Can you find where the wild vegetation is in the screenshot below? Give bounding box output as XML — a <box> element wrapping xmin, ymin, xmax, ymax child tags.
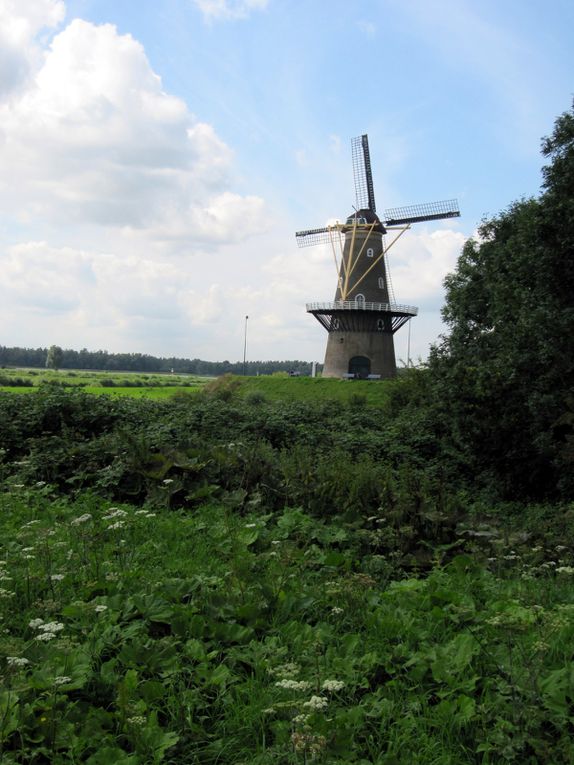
<box><xmin>0</xmin><ymin>104</ymin><xmax>572</xmax><ymax>763</ymax></box>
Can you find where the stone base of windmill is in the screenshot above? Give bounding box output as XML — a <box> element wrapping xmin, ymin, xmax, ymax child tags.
<box><xmin>322</xmin><ymin>331</ymin><xmax>397</xmax><ymax>379</ymax></box>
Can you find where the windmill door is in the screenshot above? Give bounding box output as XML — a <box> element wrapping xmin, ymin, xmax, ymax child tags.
<box><xmin>348</xmin><ymin>356</ymin><xmax>370</xmax><ymax>379</ymax></box>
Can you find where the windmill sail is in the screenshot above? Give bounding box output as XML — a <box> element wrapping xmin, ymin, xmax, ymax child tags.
<box><xmin>351</xmin><ymin>135</ymin><xmax>376</xmax><ymax>212</ymax></box>
<box><xmin>384</xmin><ymin>199</ymin><xmax>459</xmax><ymax>226</ymax></box>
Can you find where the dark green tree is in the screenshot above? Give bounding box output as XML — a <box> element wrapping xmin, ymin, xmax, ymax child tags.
<box><xmin>45</xmin><ymin>344</ymin><xmax>64</xmax><ymax>371</ymax></box>
<box><xmin>429</xmin><ymin>101</ymin><xmax>574</xmax><ymax>500</ymax></box>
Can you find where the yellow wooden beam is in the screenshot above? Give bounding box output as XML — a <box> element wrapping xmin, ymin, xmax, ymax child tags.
<box><xmin>341</xmin><ymin>221</ymin><xmax>358</xmax><ymax>300</ymax></box>
<box><xmin>349</xmin><ymin>225</ymin><xmax>410</xmax><ymax>296</ymax></box>
<box><xmin>345</xmin><ymin>220</ymin><xmax>378</xmax><ymax>286</ymax></box>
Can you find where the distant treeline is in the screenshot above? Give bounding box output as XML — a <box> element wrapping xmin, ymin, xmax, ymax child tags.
<box><xmin>0</xmin><ymin>345</ymin><xmax>320</xmax><ymax>377</ymax></box>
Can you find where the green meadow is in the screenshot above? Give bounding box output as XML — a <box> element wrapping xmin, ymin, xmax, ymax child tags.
<box><xmin>0</xmin><ymin>367</ymin><xmax>394</xmax><ymax>406</ymax></box>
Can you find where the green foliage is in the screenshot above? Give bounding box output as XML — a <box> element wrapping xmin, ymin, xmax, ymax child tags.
<box><xmin>428</xmin><ymin>101</ymin><xmax>574</xmax><ymax>501</ymax></box>
<box><xmin>45</xmin><ymin>345</ymin><xmax>64</xmax><ymax>371</ymax></box>
<box><xmin>1</xmin><ymin>490</ymin><xmax>574</xmax><ymax>763</ymax></box>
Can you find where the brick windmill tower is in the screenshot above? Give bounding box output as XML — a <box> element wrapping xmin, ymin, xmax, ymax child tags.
<box><xmin>296</xmin><ymin>135</ymin><xmax>460</xmax><ymax>378</ymax></box>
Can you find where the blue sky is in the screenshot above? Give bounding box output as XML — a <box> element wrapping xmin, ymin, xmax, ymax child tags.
<box><xmin>0</xmin><ymin>0</ymin><xmax>572</xmax><ymax>363</ymax></box>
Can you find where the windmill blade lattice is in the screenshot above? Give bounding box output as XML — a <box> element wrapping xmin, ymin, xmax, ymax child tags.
<box><xmin>351</xmin><ymin>135</ymin><xmax>376</xmax><ymax>213</ymax></box>
<box><xmin>384</xmin><ymin>199</ymin><xmax>459</xmax><ymax>226</ymax></box>
<box><xmin>295</xmin><ymin>227</ymin><xmax>333</xmax><ymax>248</ymax></box>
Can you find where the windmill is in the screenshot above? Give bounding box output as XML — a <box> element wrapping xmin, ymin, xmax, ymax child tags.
<box><xmin>296</xmin><ymin>134</ymin><xmax>460</xmax><ymax>379</ymax></box>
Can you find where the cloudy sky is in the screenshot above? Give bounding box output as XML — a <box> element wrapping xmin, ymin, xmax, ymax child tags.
<box><xmin>0</xmin><ymin>0</ymin><xmax>572</xmax><ymax>364</ymax></box>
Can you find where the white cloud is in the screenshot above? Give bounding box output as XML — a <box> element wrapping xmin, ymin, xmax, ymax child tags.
<box><xmin>192</xmin><ymin>0</ymin><xmax>268</xmax><ymax>22</ymax></box>
<box><xmin>0</xmin><ymin>0</ymin><xmax>64</xmax><ymax>100</ymax></box>
<box><xmin>386</xmin><ymin>228</ymin><xmax>466</xmax><ymax>307</ymax></box>
<box><xmin>0</xmin><ymin>16</ymin><xmax>264</xmax><ymax>242</ymax></box>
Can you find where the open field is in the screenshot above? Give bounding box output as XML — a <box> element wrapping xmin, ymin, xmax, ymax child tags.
<box><xmin>0</xmin><ymin>368</ymin><xmax>396</xmax><ymax>406</ymax></box>
<box><xmin>0</xmin><ymin>368</ymin><xmax>209</xmax><ymax>400</ymax></box>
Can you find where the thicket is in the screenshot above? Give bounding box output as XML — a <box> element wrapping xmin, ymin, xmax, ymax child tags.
<box><xmin>426</xmin><ymin>102</ymin><xmax>574</xmax><ymax>503</ymax></box>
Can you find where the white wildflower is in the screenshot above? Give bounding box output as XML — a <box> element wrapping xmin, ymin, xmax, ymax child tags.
<box><xmin>144</xmin><ymin>513</ymin><xmax>156</xmax><ymax>518</ymax></box>
<box><xmin>322</xmin><ymin>679</ymin><xmax>345</xmax><ymax>692</ymax></box>
<box><xmin>29</xmin><ymin>618</ymin><xmax>44</xmax><ymax>629</ymax></box>
<box><xmin>39</xmin><ymin>622</ymin><xmax>64</xmax><ymax>633</ymax></box>
<box><xmin>107</xmin><ymin>521</ymin><xmax>125</xmax><ymax>530</ymax></box>
<box><xmin>0</xmin><ymin>588</ymin><xmax>15</xmax><ymax>598</ymax></box>
<box><xmin>330</xmin><ymin>606</ymin><xmax>344</xmax><ymax>615</ymax></box>
<box><xmin>271</xmin><ymin>662</ymin><xmax>299</xmax><ymax>678</ymax></box>
<box><xmin>303</xmin><ymin>695</ymin><xmax>328</xmax><ymax>710</ymax></box>
<box><xmin>71</xmin><ymin>513</ymin><xmax>92</xmax><ymax>526</ymax></box>
<box><xmin>95</xmin><ymin>605</ymin><xmax>108</xmax><ymax>613</ymax></box>
<box><xmin>7</xmin><ymin>657</ymin><xmax>30</xmax><ymax>667</ymax></box>
<box><xmin>36</xmin><ymin>632</ymin><xmax>57</xmax><ymax>641</ymax></box>
<box><xmin>54</xmin><ymin>676</ymin><xmax>72</xmax><ymax>686</ymax></box>
<box><xmin>135</xmin><ymin>510</ymin><xmax>148</xmax><ymax>515</ymax></box>
<box><xmin>275</xmin><ymin>679</ymin><xmax>312</xmax><ymax>691</ymax></box>
<box><xmin>162</xmin><ymin>479</ymin><xmax>174</xmax><ymax>485</ymax></box>
<box><xmin>51</xmin><ymin>574</ymin><xmax>65</xmax><ymax>582</ymax></box>
<box><xmin>292</xmin><ymin>713</ymin><xmax>310</xmax><ymax>725</ymax></box>
<box><xmin>556</xmin><ymin>566</ymin><xmax>574</xmax><ymax>574</ymax></box>
<box><xmin>22</xmin><ymin>547</ymin><xmax>35</xmax><ymax>553</ymax></box>
<box><xmin>245</xmin><ymin>523</ymin><xmax>257</xmax><ymax>529</ymax></box>
<box><xmin>104</xmin><ymin>508</ymin><xmax>128</xmax><ymax>519</ymax></box>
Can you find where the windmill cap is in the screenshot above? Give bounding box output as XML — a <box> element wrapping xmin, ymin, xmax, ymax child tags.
<box><xmin>344</xmin><ymin>208</ymin><xmax>385</xmax><ymax>232</ymax></box>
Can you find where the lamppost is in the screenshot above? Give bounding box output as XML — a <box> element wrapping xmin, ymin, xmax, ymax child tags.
<box><xmin>407</xmin><ymin>318</ymin><xmax>412</xmax><ymax>368</ymax></box>
<box><xmin>243</xmin><ymin>315</ymin><xmax>249</xmax><ymax>376</ymax></box>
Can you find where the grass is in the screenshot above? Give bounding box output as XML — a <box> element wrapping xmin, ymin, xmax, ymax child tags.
<box><xmin>0</xmin><ymin>369</ymin><xmax>396</xmax><ymax>406</ymax></box>
<box><xmin>0</xmin><ymin>368</ymin><xmax>209</xmax><ymax>395</ymax></box>
<box><xmin>235</xmin><ymin>375</ymin><xmax>394</xmax><ymax>406</ymax></box>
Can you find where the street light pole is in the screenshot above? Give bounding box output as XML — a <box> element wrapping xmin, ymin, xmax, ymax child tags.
<box><xmin>243</xmin><ymin>315</ymin><xmax>249</xmax><ymax>376</ymax></box>
<box><xmin>407</xmin><ymin>318</ymin><xmax>412</xmax><ymax>368</ymax></box>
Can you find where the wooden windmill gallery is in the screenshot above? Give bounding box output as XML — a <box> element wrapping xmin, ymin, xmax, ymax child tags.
<box><xmin>296</xmin><ymin>135</ymin><xmax>460</xmax><ymax>379</ymax></box>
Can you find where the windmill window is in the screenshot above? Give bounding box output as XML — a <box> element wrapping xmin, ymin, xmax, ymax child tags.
<box><xmin>332</xmin><ymin>318</ymin><xmax>340</xmax><ymax>330</ymax></box>
<box><xmin>367</xmin><ymin>248</ymin><xmax>374</xmax><ymax>258</ymax></box>
<box><xmin>378</xmin><ymin>276</ymin><xmax>385</xmax><ymax>290</ymax></box>
<box><xmin>377</xmin><ymin>319</ymin><xmax>384</xmax><ymax>331</ymax></box>
<box><xmin>355</xmin><ymin>293</ymin><xmax>365</xmax><ymax>307</ymax></box>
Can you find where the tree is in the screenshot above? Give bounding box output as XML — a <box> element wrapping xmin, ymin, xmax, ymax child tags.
<box><xmin>429</xmin><ymin>101</ymin><xmax>574</xmax><ymax>500</ymax></box>
<box><xmin>46</xmin><ymin>345</ymin><xmax>64</xmax><ymax>371</ymax></box>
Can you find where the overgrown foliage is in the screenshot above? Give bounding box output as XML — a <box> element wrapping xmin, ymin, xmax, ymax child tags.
<box><xmin>428</xmin><ymin>101</ymin><xmax>574</xmax><ymax>501</ymax></box>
